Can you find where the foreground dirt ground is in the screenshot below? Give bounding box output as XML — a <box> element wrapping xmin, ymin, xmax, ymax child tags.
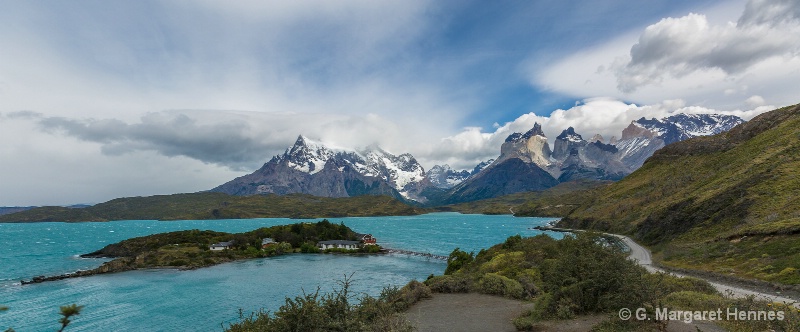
<box><xmin>404</xmin><ymin>293</ymin><xmax>535</xmax><ymax>332</ymax></box>
<box><xmin>405</xmin><ymin>293</ymin><xmax>727</xmax><ymax>332</ymax></box>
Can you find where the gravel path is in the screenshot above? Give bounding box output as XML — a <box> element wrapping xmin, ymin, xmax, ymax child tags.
<box><xmin>404</xmin><ymin>293</ymin><xmax>534</xmax><ymax>332</ymax></box>
<box><xmin>612</xmin><ymin>234</ymin><xmax>800</xmax><ymax>307</ymax></box>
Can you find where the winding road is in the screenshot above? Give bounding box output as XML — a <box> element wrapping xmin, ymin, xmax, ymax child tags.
<box><xmin>536</xmin><ymin>226</ymin><xmax>799</xmax><ymax>308</ymax></box>
<box><xmin>612</xmin><ymin>234</ymin><xmax>799</xmax><ymax>307</ymax></box>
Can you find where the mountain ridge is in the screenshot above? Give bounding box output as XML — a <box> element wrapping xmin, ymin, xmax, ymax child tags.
<box><xmin>210</xmin><ymin>113</ymin><xmax>744</xmax><ymax>205</ymax></box>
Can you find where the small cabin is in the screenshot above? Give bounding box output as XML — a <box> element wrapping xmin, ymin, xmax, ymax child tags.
<box><xmin>355</xmin><ymin>233</ymin><xmax>377</xmax><ymax>245</ymax></box>
<box><xmin>317</xmin><ymin>240</ymin><xmax>361</xmax><ymax>251</ymax></box>
<box><xmin>210</xmin><ymin>241</ymin><xmax>234</xmax><ymax>251</ymax></box>
<box><xmin>261</xmin><ymin>238</ymin><xmax>277</xmax><ymax>249</ymax></box>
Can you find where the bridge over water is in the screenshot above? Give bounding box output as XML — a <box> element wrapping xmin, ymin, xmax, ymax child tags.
<box><xmin>382</xmin><ymin>248</ymin><xmax>448</xmax><ymax>261</ymax></box>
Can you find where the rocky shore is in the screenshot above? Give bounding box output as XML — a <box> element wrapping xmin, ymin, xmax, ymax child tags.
<box><xmin>21</xmin><ymin>258</ymin><xmax>136</xmax><ymax>285</ymax></box>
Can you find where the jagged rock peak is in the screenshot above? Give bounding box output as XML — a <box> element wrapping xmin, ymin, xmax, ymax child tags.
<box><xmin>556</xmin><ymin>127</ymin><xmax>584</xmax><ymax>142</ymax></box>
<box><xmin>591</xmin><ymin>134</ymin><xmax>604</xmax><ymax>143</ymax></box>
<box><xmin>621</xmin><ymin>122</ymin><xmax>657</xmax><ymax>140</ymax></box>
<box><xmin>505</xmin><ymin>123</ymin><xmax>546</xmax><ymax>142</ymax></box>
<box><xmin>472</xmin><ymin>159</ymin><xmax>494</xmax><ymax>175</ymax></box>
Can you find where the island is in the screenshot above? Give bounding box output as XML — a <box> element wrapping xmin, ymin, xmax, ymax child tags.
<box><xmin>22</xmin><ymin>220</ymin><xmax>381</xmax><ymax>284</ymax></box>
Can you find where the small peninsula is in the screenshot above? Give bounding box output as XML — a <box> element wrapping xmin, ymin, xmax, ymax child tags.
<box><xmin>22</xmin><ymin>220</ymin><xmax>380</xmax><ymax>284</ymax></box>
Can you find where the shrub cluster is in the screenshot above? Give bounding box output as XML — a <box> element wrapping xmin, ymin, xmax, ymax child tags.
<box><xmin>225</xmin><ymin>276</ymin><xmax>431</xmax><ymax>332</ymax></box>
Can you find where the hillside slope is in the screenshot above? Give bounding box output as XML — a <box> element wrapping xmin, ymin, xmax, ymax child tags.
<box><xmin>556</xmin><ymin>103</ymin><xmax>800</xmax><ymax>284</ymax></box>
<box><xmin>0</xmin><ymin>193</ymin><xmax>428</xmax><ymax>222</ymax></box>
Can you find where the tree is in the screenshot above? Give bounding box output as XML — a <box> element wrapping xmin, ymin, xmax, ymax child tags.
<box><xmin>444</xmin><ymin>248</ymin><xmax>474</xmax><ymax>275</ymax></box>
<box><xmin>57</xmin><ymin>304</ymin><xmax>84</xmax><ymax>332</ymax></box>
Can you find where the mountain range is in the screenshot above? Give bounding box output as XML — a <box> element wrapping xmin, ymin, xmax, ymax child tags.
<box><xmin>211</xmin><ymin>136</ymin><xmax>431</xmax><ymax>202</ymax></box>
<box><xmin>211</xmin><ymin>113</ymin><xmax>743</xmax><ymax>204</ymax></box>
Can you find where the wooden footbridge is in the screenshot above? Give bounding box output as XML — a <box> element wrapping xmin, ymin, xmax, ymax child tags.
<box><xmin>382</xmin><ymin>248</ymin><xmax>448</xmax><ymax>261</ymax></box>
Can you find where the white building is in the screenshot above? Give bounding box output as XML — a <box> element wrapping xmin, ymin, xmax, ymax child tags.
<box><xmin>317</xmin><ymin>240</ymin><xmax>361</xmax><ymax>250</ymax></box>
<box><xmin>210</xmin><ymin>241</ymin><xmax>234</xmax><ymax>251</ymax></box>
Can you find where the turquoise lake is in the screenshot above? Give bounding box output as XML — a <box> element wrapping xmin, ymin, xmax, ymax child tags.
<box><xmin>0</xmin><ymin>213</ymin><xmax>559</xmax><ymax>331</ymax></box>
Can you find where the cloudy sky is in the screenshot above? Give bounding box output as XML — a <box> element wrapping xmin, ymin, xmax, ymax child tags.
<box><xmin>2</xmin><ymin>0</ymin><xmax>798</xmax><ymax>206</ymax></box>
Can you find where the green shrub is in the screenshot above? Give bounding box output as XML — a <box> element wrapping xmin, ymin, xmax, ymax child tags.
<box><xmin>387</xmin><ymin>280</ymin><xmax>431</xmax><ymax>311</ymax></box>
<box><xmin>299</xmin><ymin>242</ymin><xmax>320</xmax><ymax>253</ymax></box>
<box><xmin>444</xmin><ymin>248</ymin><xmax>474</xmax><ymax>275</ymax></box>
<box><xmin>226</xmin><ymin>276</ymin><xmax>416</xmax><ymax>332</ymax></box>
<box><xmin>661</xmin><ymin>291</ymin><xmax>726</xmax><ymax>310</ymax></box>
<box><xmin>476</xmin><ymin>273</ymin><xmax>524</xmax><ymax>299</ymax></box>
<box><xmin>424</xmin><ymin>275</ymin><xmax>471</xmax><ymax>293</ymax></box>
<box><xmin>169</xmin><ymin>260</ymin><xmax>187</xmax><ymax>266</ymax></box>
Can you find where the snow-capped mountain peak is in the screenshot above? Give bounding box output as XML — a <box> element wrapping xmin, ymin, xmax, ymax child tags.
<box><xmin>282</xmin><ymin>135</ymin><xmax>338</xmax><ymax>175</ymax></box>
<box><xmin>272</xmin><ymin>136</ymin><xmax>430</xmax><ymax>201</ymax></box>
<box><xmin>627</xmin><ymin>114</ymin><xmax>744</xmax><ymax>145</ymax></box>
<box><xmin>556</xmin><ymin>127</ymin><xmax>585</xmax><ymax>143</ymax></box>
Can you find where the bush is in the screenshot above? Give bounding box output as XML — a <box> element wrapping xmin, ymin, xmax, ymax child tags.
<box><xmin>444</xmin><ymin>248</ymin><xmax>474</xmax><ymax>275</ymax></box>
<box><xmin>476</xmin><ymin>273</ymin><xmax>524</xmax><ymax>299</ymax></box>
<box><xmin>299</xmin><ymin>242</ymin><xmax>320</xmax><ymax>253</ymax></box>
<box><xmin>226</xmin><ymin>276</ymin><xmax>416</xmax><ymax>332</ymax></box>
<box><xmin>661</xmin><ymin>291</ymin><xmax>726</xmax><ymax>310</ymax></box>
<box><xmin>424</xmin><ymin>275</ymin><xmax>471</xmax><ymax>293</ymax></box>
<box><xmin>387</xmin><ymin>280</ymin><xmax>432</xmax><ymax>311</ymax></box>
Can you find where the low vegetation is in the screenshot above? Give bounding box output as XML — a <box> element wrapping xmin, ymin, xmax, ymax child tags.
<box><xmin>225</xmin><ymin>274</ymin><xmax>430</xmax><ymax>332</ymax></box>
<box><xmin>0</xmin><ymin>193</ymin><xmax>428</xmax><ymax>222</ymax></box>
<box><xmin>441</xmin><ymin>179</ymin><xmax>609</xmax><ymax>216</ymax></box>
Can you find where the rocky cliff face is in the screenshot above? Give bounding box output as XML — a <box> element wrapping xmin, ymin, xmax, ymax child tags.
<box><xmin>552</xmin><ymin>127</ymin><xmax>586</xmax><ymax>160</ymax></box>
<box><xmin>497</xmin><ymin>123</ymin><xmax>552</xmax><ymax>168</ymax></box>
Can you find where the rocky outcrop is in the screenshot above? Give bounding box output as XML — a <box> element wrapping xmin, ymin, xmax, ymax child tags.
<box><xmin>497</xmin><ymin>123</ymin><xmax>552</xmax><ymax>169</ymax></box>
<box><xmin>22</xmin><ymin>258</ymin><xmax>137</xmax><ymax>285</ymax></box>
<box><xmin>552</xmin><ymin>127</ymin><xmax>587</xmax><ymax>160</ymax></box>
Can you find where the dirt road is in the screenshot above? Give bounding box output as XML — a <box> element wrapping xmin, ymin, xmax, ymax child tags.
<box><xmin>612</xmin><ymin>233</ymin><xmax>798</xmax><ymax>307</ymax></box>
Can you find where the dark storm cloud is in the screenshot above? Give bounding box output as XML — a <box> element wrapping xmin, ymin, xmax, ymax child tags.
<box><xmin>32</xmin><ymin>112</ymin><xmax>282</xmax><ymax>171</ymax></box>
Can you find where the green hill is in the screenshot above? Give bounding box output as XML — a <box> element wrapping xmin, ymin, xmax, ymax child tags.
<box><xmin>551</xmin><ymin>103</ymin><xmax>800</xmax><ymax>284</ymax></box>
<box><xmin>0</xmin><ymin>193</ymin><xmax>429</xmax><ymax>222</ymax></box>
<box><xmin>440</xmin><ymin>179</ymin><xmax>611</xmax><ymax>215</ymax></box>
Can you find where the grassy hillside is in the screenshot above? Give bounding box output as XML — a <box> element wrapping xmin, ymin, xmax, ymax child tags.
<box><xmin>0</xmin><ymin>193</ymin><xmax>429</xmax><ymax>222</ymax></box>
<box><xmin>442</xmin><ymin>179</ymin><xmax>610</xmax><ymax>215</ymax></box>
<box><xmin>556</xmin><ymin>104</ymin><xmax>800</xmax><ymax>284</ymax></box>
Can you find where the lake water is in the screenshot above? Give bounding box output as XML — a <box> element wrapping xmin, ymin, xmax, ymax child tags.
<box><xmin>0</xmin><ymin>213</ymin><xmax>559</xmax><ymax>331</ymax></box>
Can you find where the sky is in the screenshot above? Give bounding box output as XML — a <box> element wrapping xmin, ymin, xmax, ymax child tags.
<box><xmin>1</xmin><ymin>0</ymin><xmax>799</xmax><ymax>206</ymax></box>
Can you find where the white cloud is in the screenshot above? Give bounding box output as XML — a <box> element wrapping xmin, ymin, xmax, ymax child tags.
<box><xmin>427</xmin><ymin>97</ymin><xmax>772</xmax><ymax>170</ymax></box>
<box><xmin>532</xmin><ymin>0</ymin><xmax>800</xmax><ymax>111</ymax></box>
<box><xmin>616</xmin><ymin>8</ymin><xmax>800</xmax><ymax>93</ymax></box>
